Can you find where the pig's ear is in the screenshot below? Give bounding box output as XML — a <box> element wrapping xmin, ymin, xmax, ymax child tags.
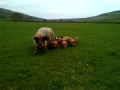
<box><xmin>43</xmin><ymin>36</ymin><xmax>48</xmax><ymax>40</ymax></box>
<box><xmin>34</xmin><ymin>37</ymin><xmax>39</xmax><ymax>44</ymax></box>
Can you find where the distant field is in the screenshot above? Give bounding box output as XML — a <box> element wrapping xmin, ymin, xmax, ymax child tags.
<box><xmin>0</xmin><ymin>22</ymin><xmax>120</xmax><ymax>90</ymax></box>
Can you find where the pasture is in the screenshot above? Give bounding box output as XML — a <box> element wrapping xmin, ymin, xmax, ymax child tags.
<box><xmin>0</xmin><ymin>22</ymin><xmax>120</xmax><ymax>90</ymax></box>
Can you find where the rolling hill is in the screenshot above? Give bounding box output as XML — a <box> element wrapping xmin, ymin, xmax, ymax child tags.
<box><xmin>0</xmin><ymin>7</ymin><xmax>120</xmax><ymax>22</ymax></box>
<box><xmin>0</xmin><ymin>8</ymin><xmax>43</xmax><ymax>21</ymax></box>
<box><xmin>68</xmin><ymin>10</ymin><xmax>120</xmax><ymax>22</ymax></box>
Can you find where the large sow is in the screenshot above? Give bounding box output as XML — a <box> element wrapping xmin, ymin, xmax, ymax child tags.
<box><xmin>34</xmin><ymin>27</ymin><xmax>54</xmax><ymax>53</ymax></box>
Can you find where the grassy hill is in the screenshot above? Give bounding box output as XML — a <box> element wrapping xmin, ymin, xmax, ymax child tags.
<box><xmin>0</xmin><ymin>8</ymin><xmax>120</xmax><ymax>22</ymax></box>
<box><xmin>69</xmin><ymin>10</ymin><xmax>120</xmax><ymax>22</ymax></box>
<box><xmin>0</xmin><ymin>8</ymin><xmax>43</xmax><ymax>21</ymax></box>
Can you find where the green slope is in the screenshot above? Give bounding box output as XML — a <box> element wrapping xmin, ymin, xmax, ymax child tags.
<box><xmin>72</xmin><ymin>10</ymin><xmax>120</xmax><ymax>22</ymax></box>
<box><xmin>0</xmin><ymin>8</ymin><xmax>42</xmax><ymax>21</ymax></box>
<box><xmin>0</xmin><ymin>8</ymin><xmax>120</xmax><ymax>22</ymax></box>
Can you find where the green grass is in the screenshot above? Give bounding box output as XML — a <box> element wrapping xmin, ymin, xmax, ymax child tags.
<box><xmin>0</xmin><ymin>22</ymin><xmax>120</xmax><ymax>90</ymax></box>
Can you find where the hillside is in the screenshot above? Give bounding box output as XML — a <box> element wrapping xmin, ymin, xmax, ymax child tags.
<box><xmin>0</xmin><ymin>8</ymin><xmax>120</xmax><ymax>22</ymax></box>
<box><xmin>69</xmin><ymin>10</ymin><xmax>120</xmax><ymax>22</ymax></box>
<box><xmin>0</xmin><ymin>8</ymin><xmax>43</xmax><ymax>21</ymax></box>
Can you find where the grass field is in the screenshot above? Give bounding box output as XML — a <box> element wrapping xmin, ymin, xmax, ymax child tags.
<box><xmin>0</xmin><ymin>22</ymin><xmax>120</xmax><ymax>90</ymax></box>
